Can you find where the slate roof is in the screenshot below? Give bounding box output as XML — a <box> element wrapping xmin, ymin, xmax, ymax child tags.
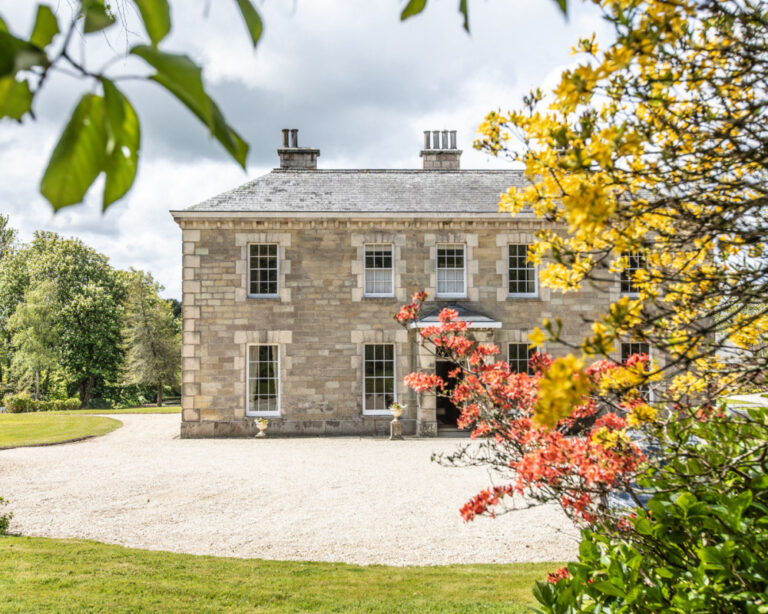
<box><xmin>184</xmin><ymin>169</ymin><xmax>528</xmax><ymax>214</ymax></box>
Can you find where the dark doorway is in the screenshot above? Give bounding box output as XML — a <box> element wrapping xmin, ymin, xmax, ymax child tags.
<box><xmin>435</xmin><ymin>360</ymin><xmax>460</xmax><ymax>426</ymax></box>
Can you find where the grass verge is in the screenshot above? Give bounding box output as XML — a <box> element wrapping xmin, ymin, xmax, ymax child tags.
<box><xmin>0</xmin><ymin>414</ymin><xmax>121</xmax><ymax>448</ymax></box>
<box><xmin>52</xmin><ymin>406</ymin><xmax>181</xmax><ymax>415</ymax></box>
<box><xmin>0</xmin><ymin>536</ymin><xmax>556</xmax><ymax>613</ymax></box>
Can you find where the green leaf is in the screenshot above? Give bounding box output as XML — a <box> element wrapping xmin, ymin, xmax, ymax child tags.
<box><xmin>675</xmin><ymin>491</ymin><xmax>697</xmax><ymax>512</ymax></box>
<box><xmin>0</xmin><ymin>31</ymin><xmax>48</xmax><ymax>76</ymax></box>
<box><xmin>132</xmin><ymin>0</ymin><xmax>170</xmax><ymax>46</ymax></box>
<box><xmin>0</xmin><ymin>76</ymin><xmax>32</xmax><ymax>120</ymax></box>
<box><xmin>635</xmin><ymin>517</ymin><xmax>653</xmax><ymax>535</ymax></box>
<box><xmin>555</xmin><ymin>0</ymin><xmax>568</xmax><ymax>16</ymax></box>
<box><xmin>401</xmin><ymin>0</ymin><xmax>428</xmax><ymax>21</ymax></box>
<box><xmin>400</xmin><ymin>0</ymin><xmax>474</xmax><ymax>31</ymax></box>
<box><xmin>82</xmin><ymin>0</ymin><xmax>115</xmax><ymax>33</ymax></box>
<box><xmin>101</xmin><ymin>79</ymin><xmax>140</xmax><ymax>209</ymax></box>
<box><xmin>30</xmin><ymin>5</ymin><xmax>59</xmax><ymax>48</ymax></box>
<box><xmin>233</xmin><ymin>0</ymin><xmax>263</xmax><ymax>48</ymax></box>
<box><xmin>591</xmin><ymin>580</ymin><xmax>626</xmax><ymax>597</ymax></box>
<box><xmin>656</xmin><ymin>566</ymin><xmax>675</xmax><ymax>579</ymax></box>
<box><xmin>40</xmin><ymin>94</ymin><xmax>108</xmax><ymax>210</ymax></box>
<box><xmin>579</xmin><ymin>537</ymin><xmax>600</xmax><ymax>561</ymax></box>
<box><xmin>0</xmin><ymin>16</ymin><xmax>8</xmax><ymax>32</ymax></box>
<box><xmin>131</xmin><ymin>46</ymin><xmax>211</xmax><ymax>126</ymax></box>
<box><xmin>131</xmin><ymin>45</ymin><xmax>248</xmax><ymax>168</ymax></box>
<box><xmin>459</xmin><ymin>0</ymin><xmax>469</xmax><ymax>31</ymax></box>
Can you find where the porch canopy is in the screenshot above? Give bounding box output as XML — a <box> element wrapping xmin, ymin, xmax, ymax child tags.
<box><xmin>411</xmin><ymin>304</ymin><xmax>502</xmax><ymax>329</ymax></box>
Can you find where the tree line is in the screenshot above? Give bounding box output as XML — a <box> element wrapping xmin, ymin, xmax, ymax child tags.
<box><xmin>0</xmin><ymin>214</ymin><xmax>180</xmax><ymax>408</ymax></box>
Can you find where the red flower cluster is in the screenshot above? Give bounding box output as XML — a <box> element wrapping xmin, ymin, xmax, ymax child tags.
<box><xmin>459</xmin><ymin>485</ymin><xmax>516</xmax><ymax>521</ymax></box>
<box><xmin>393</xmin><ymin>291</ymin><xmax>428</xmax><ymax>324</ymax></box>
<box><xmin>546</xmin><ymin>566</ymin><xmax>571</xmax><ymax>584</ymax></box>
<box><xmin>403</xmin><ymin>372</ymin><xmax>445</xmax><ymax>393</ymax></box>
<box><xmin>394</xmin><ymin>294</ymin><xmax>648</xmax><ymax>526</ymax></box>
<box><xmin>438</xmin><ymin>307</ymin><xmax>459</xmax><ymax>323</ymax></box>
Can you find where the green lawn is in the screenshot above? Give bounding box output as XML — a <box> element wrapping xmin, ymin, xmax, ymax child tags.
<box><xmin>0</xmin><ymin>536</ymin><xmax>555</xmax><ymax>613</ymax></box>
<box><xmin>52</xmin><ymin>405</ymin><xmax>181</xmax><ymax>415</ymax></box>
<box><xmin>0</xmin><ymin>414</ymin><xmax>122</xmax><ymax>448</ymax></box>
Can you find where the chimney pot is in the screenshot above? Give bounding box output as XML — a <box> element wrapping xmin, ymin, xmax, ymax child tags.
<box><xmin>420</xmin><ymin>128</ymin><xmax>462</xmax><ymax>170</ymax></box>
<box><xmin>277</xmin><ymin>128</ymin><xmax>319</xmax><ymax>170</ymax></box>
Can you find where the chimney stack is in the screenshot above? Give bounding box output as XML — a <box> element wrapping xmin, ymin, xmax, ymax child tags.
<box><xmin>420</xmin><ymin>129</ymin><xmax>462</xmax><ymax>170</ymax></box>
<box><xmin>277</xmin><ymin>128</ymin><xmax>320</xmax><ymax>170</ymax></box>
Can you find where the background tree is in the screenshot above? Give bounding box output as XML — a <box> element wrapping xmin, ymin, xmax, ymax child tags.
<box><xmin>0</xmin><ymin>214</ymin><xmax>16</xmax><ymax>262</ymax></box>
<box><xmin>0</xmin><ymin>213</ymin><xmax>18</xmax><ymax>385</ymax></box>
<box><xmin>122</xmin><ymin>270</ymin><xmax>180</xmax><ymax>406</ymax></box>
<box><xmin>7</xmin><ymin>280</ymin><xmax>61</xmax><ymax>399</ymax></box>
<box><xmin>0</xmin><ymin>231</ymin><xmax>125</xmax><ymax>407</ymax></box>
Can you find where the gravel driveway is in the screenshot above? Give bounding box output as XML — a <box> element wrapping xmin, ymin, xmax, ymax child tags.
<box><xmin>0</xmin><ymin>415</ymin><xmax>578</xmax><ymax>565</ymax></box>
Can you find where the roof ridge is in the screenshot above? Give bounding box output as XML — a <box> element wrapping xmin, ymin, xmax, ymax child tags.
<box><xmin>269</xmin><ymin>168</ymin><xmax>525</xmax><ymax>173</ymax></box>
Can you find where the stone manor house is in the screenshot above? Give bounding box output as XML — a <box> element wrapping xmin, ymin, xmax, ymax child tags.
<box><xmin>172</xmin><ymin>129</ymin><xmax>640</xmax><ymax>438</ymax></box>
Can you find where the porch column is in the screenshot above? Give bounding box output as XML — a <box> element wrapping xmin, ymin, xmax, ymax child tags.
<box><xmin>415</xmin><ymin>333</ymin><xmax>438</xmax><ymax>436</ymax></box>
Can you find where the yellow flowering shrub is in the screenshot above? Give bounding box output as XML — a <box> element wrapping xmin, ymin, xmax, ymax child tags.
<box><xmin>475</xmin><ymin>0</ymin><xmax>768</xmax><ymax>417</ymax></box>
<box><xmin>534</xmin><ymin>355</ymin><xmax>591</xmax><ymax>427</ymax></box>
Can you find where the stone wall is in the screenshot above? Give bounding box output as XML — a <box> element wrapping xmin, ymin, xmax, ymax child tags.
<box><xmin>175</xmin><ymin>215</ymin><xmax>619</xmax><ymax>437</ymax></box>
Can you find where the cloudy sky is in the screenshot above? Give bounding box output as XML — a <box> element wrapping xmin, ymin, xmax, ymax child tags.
<box><xmin>0</xmin><ymin>0</ymin><xmax>610</xmax><ymax>299</ymax></box>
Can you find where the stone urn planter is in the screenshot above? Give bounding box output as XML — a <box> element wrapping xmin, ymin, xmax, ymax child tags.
<box><xmin>389</xmin><ymin>403</ymin><xmax>405</xmax><ymax>440</ymax></box>
<box><xmin>255</xmin><ymin>419</ymin><xmax>268</xmax><ymax>438</ymax></box>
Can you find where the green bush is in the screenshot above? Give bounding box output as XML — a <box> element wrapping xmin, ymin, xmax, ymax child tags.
<box><xmin>535</xmin><ymin>406</ymin><xmax>768</xmax><ymax>613</ymax></box>
<box><xmin>5</xmin><ymin>393</ymin><xmax>33</xmax><ymax>413</ymax></box>
<box><xmin>63</xmin><ymin>398</ymin><xmax>81</xmax><ymax>410</ymax></box>
<box><xmin>4</xmin><ymin>394</ymin><xmax>81</xmax><ymax>413</ymax></box>
<box><xmin>0</xmin><ymin>498</ymin><xmax>12</xmax><ymax>535</ymax></box>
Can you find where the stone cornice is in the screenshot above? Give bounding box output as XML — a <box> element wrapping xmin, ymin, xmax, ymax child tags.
<box><xmin>172</xmin><ymin>214</ymin><xmax>559</xmax><ymax>232</ymax></box>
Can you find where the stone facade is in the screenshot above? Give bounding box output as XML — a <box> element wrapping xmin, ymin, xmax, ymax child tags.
<box><xmin>171</xmin><ymin>129</ymin><xmax>623</xmax><ymax>438</ymax></box>
<box><xmin>172</xmin><ymin>214</ymin><xmax>619</xmax><ymax>438</ymax></box>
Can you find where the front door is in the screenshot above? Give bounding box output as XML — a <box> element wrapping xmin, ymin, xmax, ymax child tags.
<box><xmin>435</xmin><ymin>360</ymin><xmax>460</xmax><ymax>426</ymax></box>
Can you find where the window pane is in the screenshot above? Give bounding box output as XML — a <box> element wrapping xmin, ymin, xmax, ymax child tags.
<box><xmin>621</xmin><ymin>251</ymin><xmax>645</xmax><ymax>294</ymax></box>
<box><xmin>509</xmin><ymin>343</ymin><xmax>536</xmax><ymax>374</ymax></box>
<box><xmin>249</xmin><ymin>244</ymin><xmax>278</xmax><ymax>295</ymax></box>
<box><xmin>620</xmin><ymin>342</ymin><xmax>650</xmax><ymax>399</ymax></box>
<box><xmin>248</xmin><ymin>344</ymin><xmax>279</xmax><ymax>413</ymax></box>
<box><xmin>509</xmin><ymin>244</ymin><xmax>536</xmax><ymax>295</ymax></box>
<box><xmin>437</xmin><ymin>245</ymin><xmax>465</xmax><ymax>295</ymax></box>
<box><xmin>364</xmin><ymin>245</ymin><xmax>394</xmax><ymax>296</ymax></box>
<box><xmin>363</xmin><ymin>344</ymin><xmax>396</xmax><ymax>412</ymax></box>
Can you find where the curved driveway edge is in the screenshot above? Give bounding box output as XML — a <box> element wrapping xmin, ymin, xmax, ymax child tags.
<box><xmin>0</xmin><ymin>414</ymin><xmax>578</xmax><ymax>566</ymax></box>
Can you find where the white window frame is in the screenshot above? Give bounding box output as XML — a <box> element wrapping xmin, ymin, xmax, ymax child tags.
<box><xmin>508</xmin><ymin>343</ymin><xmax>536</xmax><ymax>375</ymax></box>
<box><xmin>620</xmin><ymin>342</ymin><xmax>654</xmax><ymax>403</ymax></box>
<box><xmin>246</xmin><ymin>344</ymin><xmax>281</xmax><ymax>416</ymax></box>
<box><xmin>363</xmin><ymin>243</ymin><xmax>395</xmax><ymax>298</ymax></box>
<box><xmin>436</xmin><ymin>243</ymin><xmax>467</xmax><ymax>299</ymax></box>
<box><xmin>620</xmin><ymin>251</ymin><xmax>643</xmax><ymax>297</ymax></box>
<box><xmin>247</xmin><ymin>243</ymin><xmax>279</xmax><ymax>299</ymax></box>
<box><xmin>362</xmin><ymin>343</ymin><xmax>397</xmax><ymax>416</ymax></box>
<box><xmin>507</xmin><ymin>244</ymin><xmax>538</xmax><ymax>298</ymax></box>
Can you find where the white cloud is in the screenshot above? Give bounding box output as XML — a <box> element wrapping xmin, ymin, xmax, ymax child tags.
<box><xmin>0</xmin><ymin>0</ymin><xmax>609</xmax><ymax>298</ymax></box>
